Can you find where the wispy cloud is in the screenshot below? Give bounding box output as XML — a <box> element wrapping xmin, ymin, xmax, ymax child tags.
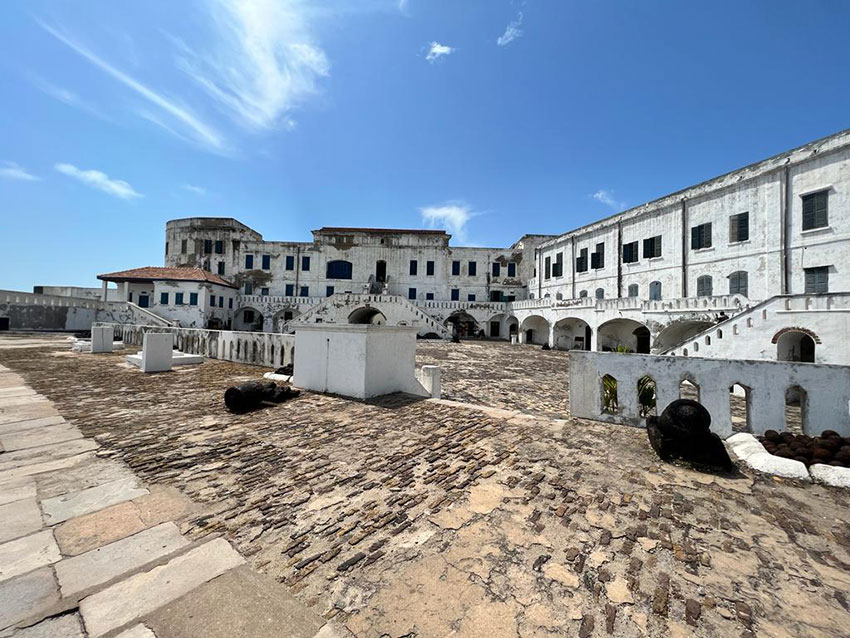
<box><xmin>40</xmin><ymin>22</ymin><xmax>226</xmax><ymax>152</ymax></box>
<box><xmin>183</xmin><ymin>184</ymin><xmax>207</xmax><ymax>195</ymax></box>
<box><xmin>28</xmin><ymin>74</ymin><xmax>110</xmax><ymax>122</ymax></box>
<box><xmin>0</xmin><ymin>162</ymin><xmax>41</xmax><ymax>182</ymax></box>
<box><xmin>174</xmin><ymin>0</ymin><xmax>330</xmax><ymax>133</ymax></box>
<box><xmin>55</xmin><ymin>163</ymin><xmax>142</xmax><ymax>200</ymax></box>
<box><xmin>420</xmin><ymin>201</ymin><xmax>476</xmax><ymax>243</ymax></box>
<box><xmin>425</xmin><ymin>42</ymin><xmax>454</xmax><ymax>63</ymax></box>
<box><xmin>497</xmin><ymin>12</ymin><xmax>524</xmax><ymax>46</ymax></box>
<box><xmin>592</xmin><ymin>189</ymin><xmax>627</xmax><ymax>211</ymax></box>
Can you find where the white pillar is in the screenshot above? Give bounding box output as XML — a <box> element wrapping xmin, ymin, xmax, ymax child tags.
<box><xmin>101</xmin><ymin>280</ymin><xmax>108</xmax><ymax>302</ymax></box>
<box><xmin>123</xmin><ymin>281</ymin><xmax>130</xmax><ymax>302</ymax></box>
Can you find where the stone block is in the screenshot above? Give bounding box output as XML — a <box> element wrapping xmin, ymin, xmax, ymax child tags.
<box><xmin>54</xmin><ymin>502</ymin><xmax>146</xmax><ymax>557</ymax></box>
<box><xmin>0</xmin><ymin>440</ymin><xmax>98</xmax><ymax>474</ymax></box>
<box><xmin>0</xmin><ymin>499</ymin><xmax>43</xmax><ymax>545</ymax></box>
<box><xmin>0</xmin><ymin>452</ymin><xmax>97</xmax><ymax>484</ymax></box>
<box><xmin>0</xmin><ymin>567</ymin><xmax>59</xmax><ymax>632</ymax></box>
<box><xmin>0</xmin><ymin>425</ymin><xmax>83</xmax><ymax>453</ymax></box>
<box><xmin>725</xmin><ymin>433</ymin><xmax>811</xmax><ymax>481</ymax></box>
<box><xmin>79</xmin><ymin>538</ymin><xmax>244</xmax><ymax>637</ymax></box>
<box><xmin>114</xmin><ymin>625</ymin><xmax>156</xmax><ymax>638</ymax></box>
<box><xmin>0</xmin><ymin>417</ymin><xmax>66</xmax><ymax>437</ymax></box>
<box><xmin>90</xmin><ymin>327</ymin><xmax>113</xmax><ymax>354</ymax></box>
<box><xmin>0</xmin><ymin>531</ymin><xmax>61</xmax><ymax>584</ymax></box>
<box><xmin>135</xmin><ymin>334</ymin><xmax>173</xmax><ymax>373</ymax></box>
<box><xmin>0</xmin><ymin>612</ymin><xmax>85</xmax><ymax>637</ymax></box>
<box><xmin>809</xmin><ymin>463</ymin><xmax>850</xmax><ymax>488</ymax></box>
<box><xmin>41</xmin><ymin>479</ymin><xmax>148</xmax><ymax>525</ymax></box>
<box><xmin>55</xmin><ymin>522</ymin><xmax>189</xmax><ymax>596</ymax></box>
<box><xmin>0</xmin><ymin>477</ymin><xmax>36</xmax><ymax>507</ymax></box>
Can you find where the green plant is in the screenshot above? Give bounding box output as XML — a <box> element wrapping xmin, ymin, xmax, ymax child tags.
<box><xmin>638</xmin><ymin>375</ymin><xmax>656</xmax><ymax>417</ymax></box>
<box><xmin>602</xmin><ymin>374</ymin><xmax>618</xmax><ymax>413</ymax></box>
<box><xmin>614</xmin><ymin>344</ymin><xmax>633</xmax><ymax>353</ymax></box>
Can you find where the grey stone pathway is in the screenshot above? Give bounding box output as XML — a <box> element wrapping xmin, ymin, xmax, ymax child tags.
<box><xmin>0</xmin><ymin>361</ymin><xmax>351</xmax><ymax>638</ymax></box>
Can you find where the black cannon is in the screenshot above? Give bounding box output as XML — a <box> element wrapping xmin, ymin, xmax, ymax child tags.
<box><xmin>224</xmin><ymin>381</ymin><xmax>300</xmax><ymax>414</ymax></box>
<box><xmin>647</xmin><ymin>399</ymin><xmax>733</xmax><ymax>471</ymax></box>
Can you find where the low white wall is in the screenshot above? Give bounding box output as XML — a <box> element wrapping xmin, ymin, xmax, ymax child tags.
<box><xmin>293</xmin><ymin>324</ymin><xmax>432</xmax><ymax>399</ymax></box>
<box><xmin>102</xmin><ymin>323</ymin><xmax>294</xmax><ymax>368</ymax></box>
<box><xmin>569</xmin><ymin>351</ymin><xmax>850</xmax><ymax>438</ymax></box>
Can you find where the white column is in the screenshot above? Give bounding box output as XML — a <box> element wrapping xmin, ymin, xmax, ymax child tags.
<box><xmin>123</xmin><ymin>281</ymin><xmax>130</xmax><ymax>302</ymax></box>
<box><xmin>101</xmin><ymin>280</ymin><xmax>108</xmax><ymax>302</ymax></box>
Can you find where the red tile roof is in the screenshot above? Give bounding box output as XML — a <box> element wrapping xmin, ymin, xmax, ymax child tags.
<box><xmin>97</xmin><ymin>267</ymin><xmax>238</xmax><ymax>288</ymax></box>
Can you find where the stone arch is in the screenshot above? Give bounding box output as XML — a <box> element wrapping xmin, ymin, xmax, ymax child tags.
<box><xmin>597</xmin><ymin>318</ymin><xmax>650</xmax><ymax>353</ymax></box>
<box><xmin>445</xmin><ymin>310</ymin><xmax>480</xmax><ymax>338</ymax></box>
<box><xmin>519</xmin><ymin>315</ymin><xmax>550</xmax><ymax>345</ymax></box>
<box><xmin>348</xmin><ymin>306</ymin><xmax>388</xmax><ymax>325</ymax></box>
<box><xmin>785</xmin><ymin>385</ymin><xmax>807</xmax><ymax>432</ymax></box>
<box><xmin>601</xmin><ymin>374</ymin><xmax>619</xmax><ymax>414</ymax></box>
<box><xmin>775</xmin><ymin>329</ymin><xmax>817</xmax><ymax>363</ymax></box>
<box><xmin>235</xmin><ymin>306</ymin><xmax>264</xmax><ymax>332</ymax></box>
<box><xmin>273</xmin><ymin>307</ymin><xmax>300</xmax><ymax>332</ymax></box>
<box><xmin>486</xmin><ymin>313</ymin><xmax>517</xmax><ymax>339</ymax></box>
<box><xmin>679</xmin><ymin>376</ymin><xmax>700</xmax><ymax>402</ymax></box>
<box><xmin>552</xmin><ymin>317</ymin><xmax>591</xmax><ymax>351</ymax></box>
<box><xmin>729</xmin><ymin>382</ymin><xmax>751</xmax><ymax>433</ymax></box>
<box><xmin>638</xmin><ymin>375</ymin><xmax>657</xmax><ymax>417</ymax></box>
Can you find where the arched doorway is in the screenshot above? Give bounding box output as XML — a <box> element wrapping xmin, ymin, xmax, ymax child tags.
<box><xmin>445</xmin><ymin>311</ymin><xmax>480</xmax><ymax>338</ymax></box>
<box><xmin>597</xmin><ymin>319</ymin><xmax>650</xmax><ymax>352</ymax></box>
<box><xmin>552</xmin><ymin>317</ymin><xmax>591</xmax><ymax>350</ymax></box>
<box><xmin>654</xmin><ymin>320</ymin><xmax>714</xmax><ymax>352</ymax></box>
<box><xmin>776</xmin><ymin>330</ymin><xmax>816</xmax><ymax>362</ymax></box>
<box><xmin>273</xmin><ymin>307</ymin><xmax>299</xmax><ymax>332</ymax></box>
<box><xmin>486</xmin><ymin>313</ymin><xmax>517</xmax><ymax>339</ymax></box>
<box><xmin>348</xmin><ymin>306</ymin><xmax>387</xmax><ymax>325</ymax></box>
<box><xmin>519</xmin><ymin>315</ymin><xmax>550</xmax><ymax>345</ymax></box>
<box><xmin>235</xmin><ymin>307</ymin><xmax>264</xmax><ymax>332</ymax></box>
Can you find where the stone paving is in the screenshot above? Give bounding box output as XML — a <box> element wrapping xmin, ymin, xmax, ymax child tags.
<box><xmin>0</xmin><ymin>334</ymin><xmax>849</xmax><ymax>637</ymax></box>
<box><xmin>0</xmin><ymin>335</ymin><xmax>348</xmax><ymax>638</ymax></box>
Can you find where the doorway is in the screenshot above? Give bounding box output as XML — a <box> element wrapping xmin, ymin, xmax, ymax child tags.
<box><xmin>375</xmin><ymin>260</ymin><xmax>387</xmax><ymax>283</ymax></box>
<box><xmin>138</xmin><ymin>294</ymin><xmax>149</xmax><ymax>308</ymax></box>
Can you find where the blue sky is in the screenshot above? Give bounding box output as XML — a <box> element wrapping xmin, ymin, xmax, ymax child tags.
<box><xmin>1</xmin><ymin>0</ymin><xmax>848</xmax><ymax>290</ymax></box>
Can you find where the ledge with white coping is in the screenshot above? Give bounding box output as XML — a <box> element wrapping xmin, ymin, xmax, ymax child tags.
<box><xmin>263</xmin><ymin>372</ymin><xmax>292</xmax><ymax>383</ymax></box>
<box><xmin>725</xmin><ymin>433</ymin><xmax>850</xmax><ymax>487</ymax></box>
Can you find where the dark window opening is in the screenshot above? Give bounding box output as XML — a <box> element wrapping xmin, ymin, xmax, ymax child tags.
<box><xmin>426</xmin><ymin>260</ymin><xmax>435</xmax><ymax>276</ymax></box>
<box><xmin>326</xmin><ymin>260</ymin><xmax>353</xmax><ymax>279</ymax></box>
<box><xmin>691</xmin><ymin>223</ymin><xmax>712</xmax><ymax>250</ymax></box>
<box><xmin>728</xmin><ymin>271</ymin><xmax>748</xmax><ymax>296</ymax></box>
<box><xmin>245</xmin><ymin>254</ymin><xmax>254</xmax><ymax>269</ymax></box>
<box><xmin>492</xmin><ymin>262</ymin><xmax>500</xmax><ymax>277</ymax></box>
<box><xmin>451</xmin><ymin>288</ymin><xmax>459</xmax><ymax>301</ymax></box>
<box><xmin>326</xmin><ymin>286</ymin><xmax>335</xmax><ymax>297</ymax></box>
<box><xmin>623</xmin><ymin>241</ymin><xmax>639</xmax><ymax>263</ymax></box>
<box><xmin>409</xmin><ymin>260</ymin><xmax>418</xmax><ymax>276</ymax></box>
<box><xmin>203</xmin><ymin>239</ymin><xmax>213</xmax><ymax>254</ymax></box>
<box><xmin>643</xmin><ymin>235</ymin><xmax>662</xmax><ymax>259</ymax></box>
<box><xmin>299</xmin><ymin>286</ymin><xmax>309</xmax><ymax>297</ymax></box>
<box><xmin>452</xmin><ymin>261</ymin><xmax>461</xmax><ymax>276</ymax></box>
<box><xmin>285</xmin><ymin>255</ymin><xmax>294</xmax><ymax>271</ymax></box>
<box><xmin>627</xmin><ymin>284</ymin><xmax>639</xmax><ymax>297</ymax></box>
<box><xmin>285</xmin><ymin>284</ymin><xmax>294</xmax><ymax>296</ymax></box>
<box><xmin>409</xmin><ymin>288</ymin><xmax>417</xmax><ymax>300</ymax></box>
<box><xmin>729</xmin><ymin>212</ymin><xmax>749</xmax><ymax>243</ymax></box>
<box><xmin>468</xmin><ymin>261</ymin><xmax>477</xmax><ymax>276</ymax></box>
<box><xmin>802</xmin><ymin>190</ymin><xmax>828</xmax><ymax>230</ymax></box>
<box><xmin>261</xmin><ymin>254</ymin><xmax>271</xmax><ymax>270</ymax></box>
<box><xmin>590</xmin><ymin>243</ymin><xmax>605</xmax><ymax>269</ymax></box>
<box><xmin>544</xmin><ymin>256</ymin><xmax>551</xmax><ymax>279</ymax></box>
<box><xmin>696</xmin><ymin>275</ymin><xmax>713</xmax><ymax>297</ymax></box>
<box><xmin>217</xmin><ymin>262</ymin><xmax>225</xmax><ymax>275</ymax></box>
<box><xmin>804</xmin><ymin>266</ymin><xmax>829</xmax><ymax>294</ymax></box>
<box><xmin>467</xmin><ymin>294</ymin><xmax>476</xmax><ymax>301</ymax></box>
<box><xmin>576</xmin><ymin>248</ymin><xmax>588</xmax><ymax>273</ymax></box>
<box><xmin>189</xmin><ymin>292</ymin><xmax>198</xmax><ymax>306</ymax></box>
<box><xmin>301</xmin><ymin>256</ymin><xmax>311</xmax><ymax>272</ymax></box>
<box><xmin>160</xmin><ymin>292</ymin><xmax>169</xmax><ymax>305</ymax></box>
<box><xmin>507</xmin><ymin>262</ymin><xmax>516</xmax><ymax>277</ymax></box>
<box><xmin>553</xmin><ymin>252</ymin><xmax>564</xmax><ymax>277</ymax></box>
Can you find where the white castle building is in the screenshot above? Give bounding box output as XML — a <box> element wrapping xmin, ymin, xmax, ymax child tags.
<box><xmin>4</xmin><ymin>129</ymin><xmax>849</xmax><ymax>365</ymax></box>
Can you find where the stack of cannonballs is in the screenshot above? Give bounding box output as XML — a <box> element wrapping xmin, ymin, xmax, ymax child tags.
<box><xmin>759</xmin><ymin>430</ymin><xmax>850</xmax><ymax>468</ymax></box>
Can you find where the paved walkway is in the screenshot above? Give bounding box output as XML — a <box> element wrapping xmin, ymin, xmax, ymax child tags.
<box><xmin>0</xmin><ymin>356</ymin><xmax>350</xmax><ymax>637</ymax></box>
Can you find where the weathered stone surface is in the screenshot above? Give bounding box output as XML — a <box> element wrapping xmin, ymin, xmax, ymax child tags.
<box><xmin>0</xmin><ymin>425</ymin><xmax>83</xmax><ymax>453</ymax></box>
<box><xmin>133</xmin><ymin>486</ymin><xmax>195</xmax><ymax>526</ymax></box>
<box><xmin>144</xmin><ymin>564</ymin><xmax>325</xmax><ymax>638</ymax></box>
<box><xmin>0</xmin><ymin>478</ymin><xmax>36</xmax><ymax>507</ymax></box>
<box><xmin>79</xmin><ymin>538</ymin><xmax>244</xmax><ymax>637</ymax></box>
<box><xmin>113</xmin><ymin>625</ymin><xmax>156</xmax><ymax>638</ymax></box>
<box><xmin>0</xmin><ymin>531</ymin><xmax>61</xmax><ymax>584</ymax></box>
<box><xmin>53</xmin><ymin>501</ymin><xmax>146</xmax><ymax>556</ymax></box>
<box><xmin>0</xmin><ymin>612</ymin><xmax>84</xmax><ymax>637</ymax></box>
<box><xmin>55</xmin><ymin>523</ymin><xmax>189</xmax><ymax>596</ymax></box>
<box><xmin>34</xmin><ymin>458</ymin><xmax>138</xmax><ymax>500</ymax></box>
<box><xmin>0</xmin><ymin>499</ymin><xmax>43</xmax><ymax>545</ymax></box>
<box><xmin>0</xmin><ymin>440</ymin><xmax>98</xmax><ymax>473</ymax></box>
<box><xmin>0</xmin><ymin>567</ymin><xmax>59</xmax><ymax>631</ymax></box>
<box><xmin>41</xmin><ymin>478</ymin><xmax>148</xmax><ymax>525</ymax></box>
<box><xmin>809</xmin><ymin>463</ymin><xmax>850</xmax><ymax>488</ymax></box>
<box><xmin>0</xmin><ymin>417</ymin><xmax>65</xmax><ymax>437</ymax></box>
<box><xmin>0</xmin><ymin>453</ymin><xmax>96</xmax><ymax>483</ymax></box>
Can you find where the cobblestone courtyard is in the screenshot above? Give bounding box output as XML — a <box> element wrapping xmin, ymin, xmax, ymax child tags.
<box><xmin>1</xmin><ymin>335</ymin><xmax>849</xmax><ymax>637</ymax></box>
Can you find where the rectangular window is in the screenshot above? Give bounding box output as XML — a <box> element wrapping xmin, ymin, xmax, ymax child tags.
<box><xmin>261</xmin><ymin>287</ymin><xmax>269</xmax><ymax>296</ymax></box>
<box><xmin>553</xmin><ymin>252</ymin><xmax>564</xmax><ymax>277</ymax></box>
<box><xmin>203</xmin><ymin>239</ymin><xmax>212</xmax><ymax>254</ymax></box>
<box><xmin>544</xmin><ymin>256</ymin><xmax>551</xmax><ymax>280</ymax></box>
<box><xmin>301</xmin><ymin>256</ymin><xmax>311</xmax><ymax>271</ymax></box>
<box><xmin>261</xmin><ymin>254</ymin><xmax>271</xmax><ymax>270</ymax></box>
<box><xmin>507</xmin><ymin>262</ymin><xmax>516</xmax><ymax>277</ymax></box>
<box><xmin>643</xmin><ymin>235</ymin><xmax>662</xmax><ymax>259</ymax></box>
<box><xmin>452</xmin><ymin>260</ymin><xmax>460</xmax><ymax>276</ymax></box>
<box><xmin>468</xmin><ymin>261</ymin><xmax>477</xmax><ymax>276</ymax></box>
<box><xmin>691</xmin><ymin>223</ymin><xmax>712</xmax><ymax>250</ymax></box>
<box><xmin>408</xmin><ymin>288</ymin><xmax>417</xmax><ymax>300</ymax></box>
<box><xmin>467</xmin><ymin>294</ymin><xmax>476</xmax><ymax>301</ymax></box>
<box><xmin>576</xmin><ymin>248</ymin><xmax>588</xmax><ymax>273</ymax></box>
<box><xmin>451</xmin><ymin>288</ymin><xmax>459</xmax><ymax>301</ymax></box>
<box><xmin>218</xmin><ymin>296</ymin><xmax>223</xmax><ymax>307</ymax></box>
<box><xmin>285</xmin><ymin>284</ymin><xmax>294</xmax><ymax>296</ymax></box>
<box><xmin>244</xmin><ymin>282</ymin><xmax>253</xmax><ymax>295</ymax></box>
<box><xmin>805</xmin><ymin>266</ymin><xmax>829</xmax><ymax>293</ymax></box>
<box><xmin>802</xmin><ymin>191</ymin><xmax>828</xmax><ymax>230</ymax></box>
<box><xmin>490</xmin><ymin>290</ymin><xmax>503</xmax><ymax>302</ymax></box>
<box><xmin>214</xmin><ymin>240</ymin><xmax>223</xmax><ymax>254</ymax></box>
<box><xmin>426</xmin><ymin>260</ymin><xmax>435</xmax><ymax>276</ymax></box>
<box><xmin>245</xmin><ymin>254</ymin><xmax>254</xmax><ymax>269</ymax></box>
<box><xmin>423</xmin><ymin>292</ymin><xmax>433</xmax><ymax>300</ymax></box>
<box><xmin>285</xmin><ymin>255</ymin><xmax>294</xmax><ymax>271</ymax></box>
<box><xmin>409</xmin><ymin>260</ymin><xmax>418</xmax><ymax>276</ymax></box>
<box><xmin>591</xmin><ymin>243</ymin><xmax>605</xmax><ymax>269</ymax></box>
<box><xmin>729</xmin><ymin>212</ymin><xmax>749</xmax><ymax>243</ymax></box>
<box><xmin>623</xmin><ymin>241</ymin><xmax>639</xmax><ymax>263</ymax></box>
<box><xmin>492</xmin><ymin>262</ymin><xmax>501</xmax><ymax>277</ymax></box>
<box><xmin>210</xmin><ymin>295</ymin><xmax>216</xmax><ymax>307</ymax></box>
<box><xmin>228</xmin><ymin>298</ymin><xmax>233</xmax><ymax>309</ymax></box>
<box><xmin>299</xmin><ymin>286</ymin><xmax>309</xmax><ymax>297</ymax></box>
<box><xmin>729</xmin><ymin>271</ymin><xmax>748</xmax><ymax>296</ymax></box>
<box><xmin>326</xmin><ymin>286</ymin><xmax>335</xmax><ymax>297</ymax></box>
<box><xmin>175</xmin><ymin>293</ymin><xmax>184</xmax><ymax>305</ymax></box>
<box><xmin>189</xmin><ymin>292</ymin><xmax>198</xmax><ymax>306</ymax></box>
<box><xmin>160</xmin><ymin>292</ymin><xmax>169</xmax><ymax>305</ymax></box>
<box><xmin>181</xmin><ymin>239</ymin><xmax>187</xmax><ymax>253</ymax></box>
<box><xmin>217</xmin><ymin>262</ymin><xmax>225</xmax><ymax>275</ymax></box>
<box><xmin>165</xmin><ymin>242</ymin><xmax>169</xmax><ymax>255</ymax></box>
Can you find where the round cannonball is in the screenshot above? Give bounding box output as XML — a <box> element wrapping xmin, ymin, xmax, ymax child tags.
<box><xmin>764</xmin><ymin>430</ymin><xmax>781</xmax><ymax>442</ymax></box>
<box><xmin>821</xmin><ymin>430</ymin><xmax>839</xmax><ymax>438</ymax></box>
